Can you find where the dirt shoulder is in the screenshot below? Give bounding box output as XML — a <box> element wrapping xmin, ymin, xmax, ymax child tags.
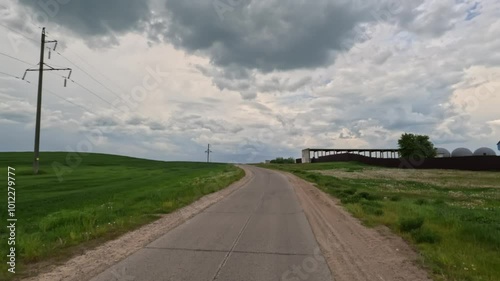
<box><xmin>23</xmin><ymin>166</ymin><xmax>253</xmax><ymax>281</ymax></box>
<box><xmin>283</xmin><ymin>171</ymin><xmax>432</xmax><ymax>281</ymax></box>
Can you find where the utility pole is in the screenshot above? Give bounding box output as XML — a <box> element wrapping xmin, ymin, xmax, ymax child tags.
<box><xmin>205</xmin><ymin>144</ymin><xmax>212</xmax><ymax>163</ymax></box>
<box><xmin>23</xmin><ymin>27</ymin><xmax>72</xmax><ymax>174</ymax></box>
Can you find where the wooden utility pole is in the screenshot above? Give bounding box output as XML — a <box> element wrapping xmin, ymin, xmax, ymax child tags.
<box><xmin>23</xmin><ymin>27</ymin><xmax>71</xmax><ymax>174</ymax></box>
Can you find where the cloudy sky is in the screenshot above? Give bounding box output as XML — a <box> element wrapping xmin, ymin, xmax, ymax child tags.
<box><xmin>1</xmin><ymin>0</ymin><xmax>499</xmax><ymax>163</ymax></box>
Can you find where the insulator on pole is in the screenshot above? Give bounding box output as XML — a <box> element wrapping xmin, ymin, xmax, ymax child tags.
<box><xmin>53</xmin><ymin>42</ymin><xmax>58</xmax><ymax>51</ymax></box>
<box><xmin>64</xmin><ymin>78</ymin><xmax>67</xmax><ymax>87</ymax></box>
<box><xmin>22</xmin><ymin>71</ymin><xmax>27</xmax><ymax>80</ymax></box>
<box><xmin>67</xmin><ymin>70</ymin><xmax>72</xmax><ymax>79</ymax></box>
<box><xmin>47</xmin><ymin>48</ymin><xmax>51</xmax><ymax>59</ymax></box>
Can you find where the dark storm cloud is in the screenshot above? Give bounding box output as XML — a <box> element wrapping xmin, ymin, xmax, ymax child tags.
<box><xmin>19</xmin><ymin>0</ymin><xmax>151</xmax><ymax>36</ymax></box>
<box><xmin>161</xmin><ymin>0</ymin><xmax>378</xmax><ymax>72</ymax></box>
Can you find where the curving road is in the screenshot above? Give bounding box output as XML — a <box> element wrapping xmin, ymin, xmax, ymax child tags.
<box><xmin>90</xmin><ymin>166</ymin><xmax>333</xmax><ymax>281</ymax></box>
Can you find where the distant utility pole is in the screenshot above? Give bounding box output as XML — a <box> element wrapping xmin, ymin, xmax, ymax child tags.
<box><xmin>205</xmin><ymin>144</ymin><xmax>212</xmax><ymax>163</ymax></box>
<box><xmin>23</xmin><ymin>27</ymin><xmax>72</xmax><ymax>174</ymax></box>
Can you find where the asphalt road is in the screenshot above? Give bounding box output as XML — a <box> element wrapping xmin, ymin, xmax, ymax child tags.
<box><xmin>90</xmin><ymin>166</ymin><xmax>332</xmax><ymax>281</ymax></box>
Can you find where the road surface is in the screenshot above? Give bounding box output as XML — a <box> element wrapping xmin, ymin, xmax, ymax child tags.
<box><xmin>90</xmin><ymin>166</ymin><xmax>332</xmax><ymax>281</ymax></box>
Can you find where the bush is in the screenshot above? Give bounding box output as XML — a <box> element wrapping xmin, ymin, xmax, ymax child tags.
<box><xmin>411</xmin><ymin>228</ymin><xmax>441</xmax><ymax>244</ymax></box>
<box><xmin>399</xmin><ymin>217</ymin><xmax>425</xmax><ymax>232</ymax></box>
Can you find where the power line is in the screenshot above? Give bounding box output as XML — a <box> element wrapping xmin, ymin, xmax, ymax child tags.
<box><xmin>0</xmin><ymin>70</ymin><xmax>31</xmax><ymax>83</ymax></box>
<box><xmin>1</xmin><ymin>42</ymin><xmax>134</xmax><ymax>118</ymax></box>
<box><xmin>1</xmin><ymin>22</ymin><xmax>134</xmax><ymax>113</ymax></box>
<box><xmin>66</xmin><ymin>49</ymin><xmax>129</xmax><ymax>94</ymax></box>
<box><xmin>27</xmin><ymin>21</ymin><xmax>130</xmax><ymax>100</ymax></box>
<box><xmin>4</xmin><ymin>20</ymin><xmax>131</xmax><ymax>102</ymax></box>
<box><xmin>0</xmin><ymin>68</ymin><xmax>94</xmax><ymax>115</ymax></box>
<box><xmin>0</xmin><ymin>22</ymin><xmax>38</xmax><ymax>44</ymax></box>
<box><xmin>44</xmin><ymin>88</ymin><xmax>97</xmax><ymax>115</ymax></box>
<box><xmin>1</xmin><ymin>24</ymin><xmax>151</xmax><ymax>131</ymax></box>
<box><xmin>0</xmin><ymin>23</ymin><xmax>133</xmax><ymax>105</ymax></box>
<box><xmin>0</xmin><ymin>68</ymin><xmax>97</xmax><ymax>116</ymax></box>
<box><xmin>41</xmin><ymin>69</ymin><xmax>127</xmax><ymax>114</ymax></box>
<box><xmin>54</xmin><ymin>50</ymin><xmax>130</xmax><ymax>103</ymax></box>
<box><xmin>69</xmin><ymin>79</ymin><xmax>125</xmax><ymax>112</ymax></box>
<box><xmin>0</xmin><ymin>51</ymin><xmax>33</xmax><ymax>66</ymax></box>
<box><xmin>31</xmin><ymin>67</ymin><xmax>121</xmax><ymax>111</ymax></box>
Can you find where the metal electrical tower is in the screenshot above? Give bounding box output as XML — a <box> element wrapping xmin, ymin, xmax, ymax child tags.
<box><xmin>205</xmin><ymin>144</ymin><xmax>212</xmax><ymax>163</ymax></box>
<box><xmin>23</xmin><ymin>27</ymin><xmax>72</xmax><ymax>174</ymax></box>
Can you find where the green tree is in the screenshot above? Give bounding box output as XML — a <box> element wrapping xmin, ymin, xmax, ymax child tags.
<box><xmin>398</xmin><ymin>133</ymin><xmax>437</xmax><ymax>159</ymax></box>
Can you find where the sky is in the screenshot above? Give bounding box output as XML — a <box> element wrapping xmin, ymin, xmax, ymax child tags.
<box><xmin>0</xmin><ymin>0</ymin><xmax>499</xmax><ymax>163</ymax></box>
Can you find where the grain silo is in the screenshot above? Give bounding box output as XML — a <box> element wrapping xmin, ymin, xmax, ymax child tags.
<box><xmin>473</xmin><ymin>147</ymin><xmax>497</xmax><ymax>156</ymax></box>
<box><xmin>451</xmin><ymin>148</ymin><xmax>473</xmax><ymax>157</ymax></box>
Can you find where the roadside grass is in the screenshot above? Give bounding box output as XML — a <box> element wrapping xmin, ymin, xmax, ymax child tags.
<box><xmin>259</xmin><ymin>162</ymin><xmax>500</xmax><ymax>281</ymax></box>
<box><xmin>0</xmin><ymin>152</ymin><xmax>244</xmax><ymax>280</ymax></box>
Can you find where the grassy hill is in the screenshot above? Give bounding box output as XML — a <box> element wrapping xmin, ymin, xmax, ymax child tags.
<box><xmin>0</xmin><ymin>152</ymin><xmax>244</xmax><ymax>280</ymax></box>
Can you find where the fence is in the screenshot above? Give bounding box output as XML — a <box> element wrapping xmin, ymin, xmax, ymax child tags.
<box><xmin>312</xmin><ymin>153</ymin><xmax>500</xmax><ymax>171</ymax></box>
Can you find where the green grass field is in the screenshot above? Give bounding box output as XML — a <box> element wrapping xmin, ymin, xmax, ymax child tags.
<box><xmin>260</xmin><ymin>162</ymin><xmax>500</xmax><ymax>281</ymax></box>
<box><xmin>0</xmin><ymin>152</ymin><xmax>244</xmax><ymax>280</ymax></box>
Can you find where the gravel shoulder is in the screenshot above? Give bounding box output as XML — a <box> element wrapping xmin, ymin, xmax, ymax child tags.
<box><xmin>22</xmin><ymin>166</ymin><xmax>253</xmax><ymax>281</ymax></box>
<box><xmin>283</xmin><ymin>171</ymin><xmax>432</xmax><ymax>281</ymax></box>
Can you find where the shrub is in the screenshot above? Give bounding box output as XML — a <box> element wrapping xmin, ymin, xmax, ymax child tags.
<box><xmin>399</xmin><ymin>217</ymin><xmax>425</xmax><ymax>232</ymax></box>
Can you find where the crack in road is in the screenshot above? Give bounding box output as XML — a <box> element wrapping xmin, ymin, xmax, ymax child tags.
<box><xmin>210</xmin><ymin>173</ymin><xmax>270</xmax><ymax>281</ymax></box>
